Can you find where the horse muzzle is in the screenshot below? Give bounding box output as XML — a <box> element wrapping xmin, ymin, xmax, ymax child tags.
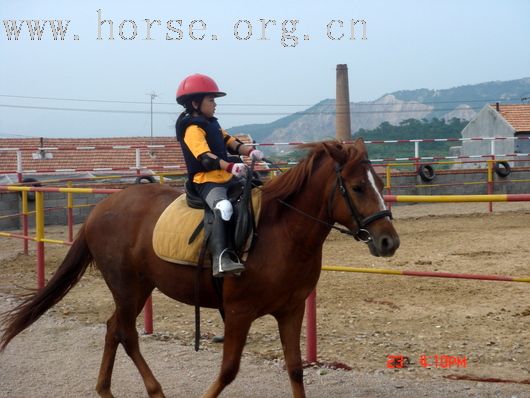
<box><xmin>367</xmin><ymin>232</ymin><xmax>400</xmax><ymax>257</ymax></box>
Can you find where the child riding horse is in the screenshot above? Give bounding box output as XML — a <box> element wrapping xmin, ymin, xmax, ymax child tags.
<box><xmin>175</xmin><ymin>73</ymin><xmax>264</xmax><ymax>277</ymax></box>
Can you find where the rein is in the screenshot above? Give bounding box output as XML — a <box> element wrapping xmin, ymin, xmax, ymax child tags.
<box><xmin>277</xmin><ymin>199</ymin><xmax>356</xmax><ymax>237</ymax></box>
<box><xmin>276</xmin><ymin>160</ymin><xmax>392</xmax><ymax>243</ymax></box>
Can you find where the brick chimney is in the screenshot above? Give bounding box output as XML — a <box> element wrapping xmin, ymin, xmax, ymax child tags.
<box><xmin>336</xmin><ymin>64</ymin><xmax>352</xmax><ymax>141</ymax></box>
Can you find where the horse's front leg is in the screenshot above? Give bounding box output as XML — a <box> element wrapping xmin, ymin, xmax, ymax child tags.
<box><xmin>200</xmin><ymin>310</ymin><xmax>253</xmax><ymax>398</ymax></box>
<box><xmin>274</xmin><ymin>302</ymin><xmax>306</xmax><ymax>398</ymax></box>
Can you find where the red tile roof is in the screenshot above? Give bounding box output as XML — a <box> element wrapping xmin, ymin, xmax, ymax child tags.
<box><xmin>490</xmin><ymin>104</ymin><xmax>530</xmax><ymax>133</ymax></box>
<box><xmin>0</xmin><ymin>135</ymin><xmax>253</xmax><ymax>174</ymax></box>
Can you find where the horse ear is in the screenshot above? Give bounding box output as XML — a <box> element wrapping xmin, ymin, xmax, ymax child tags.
<box><xmin>322</xmin><ymin>141</ymin><xmax>348</xmax><ymax>165</ymax></box>
<box><xmin>352</xmin><ymin>138</ymin><xmax>369</xmax><ymax>160</ymax></box>
<box><xmin>353</xmin><ymin>137</ymin><xmax>367</xmax><ymax>151</ymax></box>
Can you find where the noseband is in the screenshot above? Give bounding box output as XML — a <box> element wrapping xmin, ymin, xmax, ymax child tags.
<box><xmin>329</xmin><ymin>161</ymin><xmax>393</xmax><ymax>242</ymax></box>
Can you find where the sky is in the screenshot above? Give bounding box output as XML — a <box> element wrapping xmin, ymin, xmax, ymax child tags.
<box><xmin>1</xmin><ymin>0</ymin><xmax>529</xmax><ymax>138</ymax></box>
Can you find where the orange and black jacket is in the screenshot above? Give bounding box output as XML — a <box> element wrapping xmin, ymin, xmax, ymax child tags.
<box><xmin>176</xmin><ymin>115</ymin><xmax>237</xmax><ymax>184</ymax></box>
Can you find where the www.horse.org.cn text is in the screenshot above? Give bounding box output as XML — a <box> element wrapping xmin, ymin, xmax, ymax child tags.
<box><xmin>2</xmin><ymin>9</ymin><xmax>368</xmax><ymax>48</ymax></box>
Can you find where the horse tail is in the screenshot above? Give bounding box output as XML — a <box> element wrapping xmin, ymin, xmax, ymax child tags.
<box><xmin>0</xmin><ymin>224</ymin><xmax>93</xmax><ymax>351</ymax></box>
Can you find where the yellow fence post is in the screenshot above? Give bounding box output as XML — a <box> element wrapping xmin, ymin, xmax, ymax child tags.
<box><xmin>21</xmin><ymin>190</ymin><xmax>29</xmax><ymax>255</ymax></box>
<box><xmin>487</xmin><ymin>158</ymin><xmax>494</xmax><ymax>213</ymax></box>
<box><xmin>385</xmin><ymin>165</ymin><xmax>392</xmax><ymax>210</ymax></box>
<box><xmin>35</xmin><ymin>191</ymin><xmax>45</xmax><ymax>289</ymax></box>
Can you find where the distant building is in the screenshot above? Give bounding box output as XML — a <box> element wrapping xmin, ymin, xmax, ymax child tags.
<box><xmin>0</xmin><ymin>135</ymin><xmax>260</xmax><ymax>230</ymax></box>
<box><xmin>0</xmin><ymin>135</ymin><xmax>257</xmax><ymax>184</ymax></box>
<box><xmin>453</xmin><ymin>103</ymin><xmax>530</xmax><ymax>168</ymax></box>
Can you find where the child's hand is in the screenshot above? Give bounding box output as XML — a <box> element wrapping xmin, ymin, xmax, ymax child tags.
<box><xmin>227</xmin><ymin>162</ymin><xmax>248</xmax><ymax>177</ymax></box>
<box><xmin>249</xmin><ymin>149</ymin><xmax>264</xmax><ymax>161</ymax></box>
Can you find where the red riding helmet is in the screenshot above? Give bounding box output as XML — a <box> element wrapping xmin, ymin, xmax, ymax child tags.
<box><xmin>176</xmin><ymin>74</ymin><xmax>226</xmax><ymax>105</ymax></box>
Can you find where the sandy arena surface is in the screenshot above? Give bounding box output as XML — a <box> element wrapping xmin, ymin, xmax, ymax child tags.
<box><xmin>1</xmin><ymin>202</ymin><xmax>530</xmax><ymax>397</ymax></box>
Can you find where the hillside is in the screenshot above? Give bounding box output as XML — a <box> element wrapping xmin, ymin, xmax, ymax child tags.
<box><xmin>355</xmin><ymin>118</ymin><xmax>468</xmax><ymax>161</ymax></box>
<box><xmin>229</xmin><ymin>77</ymin><xmax>530</xmax><ymax>148</ymax></box>
<box><xmin>268</xmin><ymin>118</ymin><xmax>468</xmax><ymax>165</ymax></box>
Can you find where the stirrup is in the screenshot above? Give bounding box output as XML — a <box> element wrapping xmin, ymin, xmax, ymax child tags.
<box><xmin>214</xmin><ymin>249</ymin><xmax>245</xmax><ymax>278</ymax></box>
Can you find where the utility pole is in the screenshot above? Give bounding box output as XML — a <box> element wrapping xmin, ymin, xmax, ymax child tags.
<box><xmin>147</xmin><ymin>92</ymin><xmax>158</xmax><ymax>156</ymax></box>
<box><xmin>147</xmin><ymin>92</ymin><xmax>158</xmax><ymax>143</ymax></box>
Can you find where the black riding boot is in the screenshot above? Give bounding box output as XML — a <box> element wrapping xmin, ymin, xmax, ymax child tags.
<box><xmin>210</xmin><ymin>209</ymin><xmax>245</xmax><ymax>278</ymax></box>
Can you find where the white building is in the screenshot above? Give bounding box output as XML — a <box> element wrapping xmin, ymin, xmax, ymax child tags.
<box><xmin>455</xmin><ymin>103</ymin><xmax>530</xmax><ymax>168</ymax></box>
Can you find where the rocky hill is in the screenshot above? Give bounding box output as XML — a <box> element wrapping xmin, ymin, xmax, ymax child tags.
<box><xmin>229</xmin><ymin>77</ymin><xmax>530</xmax><ymax>147</ymax></box>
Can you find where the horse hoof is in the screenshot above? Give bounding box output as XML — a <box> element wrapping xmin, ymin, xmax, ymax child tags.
<box><xmin>212</xmin><ymin>335</ymin><xmax>224</xmax><ymax>343</ymax></box>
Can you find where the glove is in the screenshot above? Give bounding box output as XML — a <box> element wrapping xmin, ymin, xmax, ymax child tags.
<box><xmin>226</xmin><ymin>162</ymin><xmax>248</xmax><ymax>177</ymax></box>
<box><xmin>249</xmin><ymin>149</ymin><xmax>264</xmax><ymax>161</ymax></box>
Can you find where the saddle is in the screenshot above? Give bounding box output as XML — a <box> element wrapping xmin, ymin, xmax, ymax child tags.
<box><xmin>152</xmin><ymin>180</ymin><xmax>262</xmax><ymax>266</ymax></box>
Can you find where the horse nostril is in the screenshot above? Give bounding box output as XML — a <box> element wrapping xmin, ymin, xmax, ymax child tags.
<box><xmin>378</xmin><ymin>234</ymin><xmax>399</xmax><ymax>256</ymax></box>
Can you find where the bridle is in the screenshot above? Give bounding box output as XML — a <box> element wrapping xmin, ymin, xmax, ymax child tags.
<box><xmin>278</xmin><ymin>160</ymin><xmax>392</xmax><ymax>243</ymax></box>
<box><xmin>329</xmin><ymin>161</ymin><xmax>392</xmax><ymax>242</ymax></box>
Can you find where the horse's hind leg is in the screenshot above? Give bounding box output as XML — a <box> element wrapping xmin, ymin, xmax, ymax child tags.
<box><xmin>96</xmin><ymin>312</ymin><xmax>119</xmax><ymax>398</ymax></box>
<box><xmin>96</xmin><ymin>289</ymin><xmax>164</xmax><ymax>398</ymax></box>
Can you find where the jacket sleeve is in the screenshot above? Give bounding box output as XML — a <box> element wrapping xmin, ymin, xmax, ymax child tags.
<box><xmin>183</xmin><ymin>125</ymin><xmax>211</xmax><ymax>159</ymax></box>
<box><xmin>222</xmin><ymin>129</ymin><xmax>237</xmax><ymax>146</ymax></box>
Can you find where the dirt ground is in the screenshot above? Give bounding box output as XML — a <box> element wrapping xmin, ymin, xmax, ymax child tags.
<box><xmin>1</xmin><ymin>201</ymin><xmax>530</xmax><ymax>397</ymax></box>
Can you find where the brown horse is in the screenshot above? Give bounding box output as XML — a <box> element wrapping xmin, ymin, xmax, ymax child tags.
<box><xmin>0</xmin><ymin>139</ymin><xmax>399</xmax><ymax>398</ymax></box>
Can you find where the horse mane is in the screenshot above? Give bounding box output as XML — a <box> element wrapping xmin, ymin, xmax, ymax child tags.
<box><xmin>260</xmin><ymin>140</ymin><xmax>365</xmax><ymax>212</ymax></box>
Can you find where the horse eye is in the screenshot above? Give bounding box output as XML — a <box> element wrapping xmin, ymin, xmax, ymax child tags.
<box><xmin>352</xmin><ymin>185</ymin><xmax>363</xmax><ymax>194</ymax></box>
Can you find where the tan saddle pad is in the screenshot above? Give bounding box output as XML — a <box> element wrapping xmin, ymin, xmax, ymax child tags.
<box><xmin>152</xmin><ymin>189</ymin><xmax>262</xmax><ymax>265</ymax></box>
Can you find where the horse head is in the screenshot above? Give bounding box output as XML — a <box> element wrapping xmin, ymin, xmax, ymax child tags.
<box><xmin>322</xmin><ymin>139</ymin><xmax>400</xmax><ymax>257</ymax></box>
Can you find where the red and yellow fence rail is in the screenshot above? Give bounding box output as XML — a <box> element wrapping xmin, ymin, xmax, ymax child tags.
<box><xmin>322</xmin><ymin>265</ymin><xmax>530</xmax><ymax>283</ymax></box>
<box><xmin>384</xmin><ymin>193</ymin><xmax>530</xmax><ymax>203</ymax></box>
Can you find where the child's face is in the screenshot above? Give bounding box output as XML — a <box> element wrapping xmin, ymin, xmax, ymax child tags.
<box><xmin>199</xmin><ymin>95</ymin><xmax>216</xmax><ymax>118</ymax></box>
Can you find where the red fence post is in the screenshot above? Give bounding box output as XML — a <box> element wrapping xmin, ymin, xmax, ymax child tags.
<box><xmin>36</xmin><ymin>241</ymin><xmax>45</xmax><ymax>289</ymax></box>
<box><xmin>385</xmin><ymin>165</ymin><xmax>392</xmax><ymax>210</ymax></box>
<box><xmin>305</xmin><ymin>289</ymin><xmax>317</xmax><ymax>363</ymax></box>
<box><xmin>67</xmin><ymin>181</ymin><xmax>74</xmax><ymax>242</ymax></box>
